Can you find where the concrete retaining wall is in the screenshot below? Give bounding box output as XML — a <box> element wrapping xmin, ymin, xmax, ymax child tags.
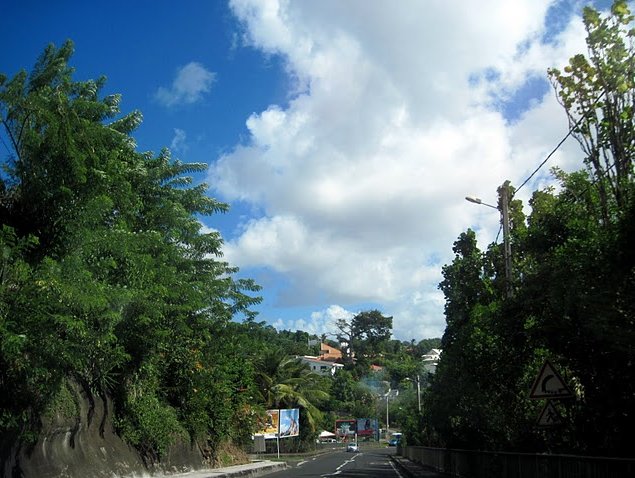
<box><xmin>1</xmin><ymin>382</ymin><xmax>206</xmax><ymax>478</ymax></box>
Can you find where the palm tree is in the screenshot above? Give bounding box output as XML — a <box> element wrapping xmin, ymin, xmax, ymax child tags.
<box><xmin>255</xmin><ymin>348</ymin><xmax>329</xmax><ymax>432</ymax></box>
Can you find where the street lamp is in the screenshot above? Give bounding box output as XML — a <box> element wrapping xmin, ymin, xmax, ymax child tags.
<box><xmin>415</xmin><ymin>375</ymin><xmax>421</xmax><ymax>413</ymax></box>
<box><xmin>404</xmin><ymin>376</ymin><xmax>422</xmax><ymax>413</ymax></box>
<box><xmin>385</xmin><ymin>389</ymin><xmax>390</xmax><ymax>436</ymax></box>
<box><xmin>384</xmin><ymin>389</ymin><xmax>399</xmax><ymax>438</ymax></box>
<box><xmin>465</xmin><ymin>180</ymin><xmax>513</xmax><ymax>297</ymax></box>
<box><xmin>465</xmin><ymin>196</ymin><xmax>497</xmax><ymax>209</ymax></box>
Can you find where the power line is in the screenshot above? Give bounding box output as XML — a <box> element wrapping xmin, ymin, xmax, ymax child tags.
<box><xmin>494</xmin><ymin>224</ymin><xmax>502</xmax><ymax>244</ymax></box>
<box><xmin>513</xmin><ymin>92</ymin><xmax>605</xmax><ymax>198</ymax></box>
<box><xmin>513</xmin><ymin>111</ymin><xmax>586</xmax><ymax>197</ymax></box>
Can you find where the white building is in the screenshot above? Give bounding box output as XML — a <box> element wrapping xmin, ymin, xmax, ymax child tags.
<box><xmin>298</xmin><ymin>356</ymin><xmax>344</xmax><ymax>376</ymax></box>
<box><xmin>422</xmin><ymin>348</ymin><xmax>442</xmax><ymax>374</ymax></box>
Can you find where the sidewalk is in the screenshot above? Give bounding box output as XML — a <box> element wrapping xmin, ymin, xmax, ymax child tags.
<box><xmin>159</xmin><ymin>460</ymin><xmax>286</xmax><ymax>478</ymax></box>
<box><xmin>390</xmin><ymin>454</ymin><xmax>450</xmax><ymax>478</ymax></box>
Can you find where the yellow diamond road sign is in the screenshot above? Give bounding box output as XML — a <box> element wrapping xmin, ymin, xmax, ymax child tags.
<box><xmin>529</xmin><ymin>360</ymin><xmax>573</xmax><ymax>399</ymax></box>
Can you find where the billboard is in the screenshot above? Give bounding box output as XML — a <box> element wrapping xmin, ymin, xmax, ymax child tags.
<box><xmin>356</xmin><ymin>418</ymin><xmax>378</xmax><ymax>437</ymax></box>
<box><xmin>335</xmin><ymin>419</ymin><xmax>356</xmax><ymax>437</ymax></box>
<box><xmin>279</xmin><ymin>408</ymin><xmax>300</xmax><ymax>438</ymax></box>
<box><xmin>258</xmin><ymin>409</ymin><xmax>280</xmax><ymax>439</ymax></box>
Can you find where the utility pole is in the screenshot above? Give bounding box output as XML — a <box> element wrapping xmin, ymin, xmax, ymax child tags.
<box><xmin>466</xmin><ymin>179</ymin><xmax>513</xmax><ymax>297</ymax></box>
<box><xmin>498</xmin><ymin>180</ymin><xmax>513</xmax><ymax>298</ymax></box>
<box><xmin>385</xmin><ymin>391</ymin><xmax>390</xmax><ymax>436</ymax></box>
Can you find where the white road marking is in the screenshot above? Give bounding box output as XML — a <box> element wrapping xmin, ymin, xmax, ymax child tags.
<box><xmin>321</xmin><ymin>454</ymin><xmax>360</xmax><ymax>477</ymax></box>
<box><xmin>390</xmin><ymin>459</ymin><xmax>405</xmax><ymax>478</ymax></box>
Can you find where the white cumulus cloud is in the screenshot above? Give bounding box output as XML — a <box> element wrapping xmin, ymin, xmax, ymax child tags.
<box><xmin>274</xmin><ymin>305</ymin><xmax>355</xmax><ymax>337</ymax></box>
<box><xmin>213</xmin><ymin>0</ymin><xmax>595</xmax><ymax>339</ymax></box>
<box><xmin>156</xmin><ymin>62</ymin><xmax>216</xmax><ymax>107</ymax></box>
<box><xmin>170</xmin><ymin>128</ymin><xmax>188</xmax><ymax>153</ymax></box>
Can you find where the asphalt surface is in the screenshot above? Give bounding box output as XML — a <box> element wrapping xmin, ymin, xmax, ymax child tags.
<box><xmin>264</xmin><ymin>447</ymin><xmax>406</xmax><ymax>478</ymax></box>
<box><xmin>164</xmin><ymin>446</ymin><xmax>447</xmax><ymax>478</ymax></box>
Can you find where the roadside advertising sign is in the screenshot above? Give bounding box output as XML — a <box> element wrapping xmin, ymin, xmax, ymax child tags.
<box><xmin>259</xmin><ymin>409</ymin><xmax>280</xmax><ymax>439</ymax></box>
<box><xmin>335</xmin><ymin>419</ymin><xmax>357</xmax><ymax>437</ymax></box>
<box><xmin>279</xmin><ymin>408</ymin><xmax>300</xmax><ymax>438</ymax></box>
<box><xmin>356</xmin><ymin>418</ymin><xmax>377</xmax><ymax>437</ymax></box>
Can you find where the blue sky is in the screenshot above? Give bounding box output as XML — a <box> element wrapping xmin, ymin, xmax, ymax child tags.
<box><xmin>1</xmin><ymin>0</ymin><xmax>613</xmax><ymax>340</ymax></box>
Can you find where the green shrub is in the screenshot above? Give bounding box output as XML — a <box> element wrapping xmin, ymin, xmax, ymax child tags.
<box><xmin>44</xmin><ymin>380</ymin><xmax>79</xmax><ymax>423</ymax></box>
<box><xmin>115</xmin><ymin>391</ymin><xmax>186</xmax><ymax>460</ymax></box>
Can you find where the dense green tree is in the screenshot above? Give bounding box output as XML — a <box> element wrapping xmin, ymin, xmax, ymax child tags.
<box><xmin>430</xmin><ymin>230</ymin><xmax>502</xmax><ymax>449</ymax></box>
<box><xmin>548</xmin><ymin>0</ymin><xmax>634</xmax><ymax>218</ymax></box>
<box><xmin>329</xmin><ymin>369</ymin><xmax>377</xmax><ymax>419</ymax></box>
<box><xmin>352</xmin><ymin>309</ymin><xmax>392</xmax><ymax>358</ymax></box>
<box><xmin>425</xmin><ymin>0</ymin><xmax>635</xmax><ymax>457</ymax></box>
<box><xmin>437</xmin><ymin>229</ymin><xmax>490</xmax><ymax>347</ymax></box>
<box><xmin>0</xmin><ymin>41</ymin><xmax>261</xmax><ymax>461</ymax></box>
<box><xmin>383</xmin><ymin>352</ymin><xmax>421</xmax><ymax>387</ymax></box>
<box><xmin>275</xmin><ymin>329</ymin><xmax>313</xmax><ymax>356</ymax></box>
<box><xmin>335</xmin><ymin>309</ymin><xmax>392</xmax><ymax>367</ymax></box>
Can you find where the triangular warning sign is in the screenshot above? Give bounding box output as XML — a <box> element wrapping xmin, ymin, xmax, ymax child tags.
<box><xmin>529</xmin><ymin>360</ymin><xmax>573</xmax><ymax>399</ymax></box>
<box><xmin>536</xmin><ymin>400</ymin><xmax>562</xmax><ymax>427</ymax></box>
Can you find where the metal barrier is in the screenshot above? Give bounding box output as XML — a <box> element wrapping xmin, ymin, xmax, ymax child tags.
<box><xmin>402</xmin><ymin>446</ymin><xmax>635</xmax><ymax>478</ymax></box>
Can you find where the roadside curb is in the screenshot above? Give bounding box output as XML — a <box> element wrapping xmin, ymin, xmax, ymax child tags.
<box><xmin>167</xmin><ymin>460</ymin><xmax>287</xmax><ymax>478</ymax></box>
<box><xmin>214</xmin><ymin>460</ymin><xmax>286</xmax><ymax>478</ymax></box>
<box><xmin>390</xmin><ymin>454</ymin><xmax>449</xmax><ymax>478</ymax></box>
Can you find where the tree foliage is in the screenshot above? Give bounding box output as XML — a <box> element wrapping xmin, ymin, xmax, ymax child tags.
<box><xmin>425</xmin><ymin>1</ymin><xmax>635</xmax><ymax>458</ymax></box>
<box><xmin>0</xmin><ymin>41</ymin><xmax>262</xmax><ymax>461</ymax></box>
<box><xmin>335</xmin><ymin>309</ymin><xmax>392</xmax><ymax>368</ymax></box>
<box><xmin>548</xmin><ymin>0</ymin><xmax>634</xmax><ymax>219</ymax></box>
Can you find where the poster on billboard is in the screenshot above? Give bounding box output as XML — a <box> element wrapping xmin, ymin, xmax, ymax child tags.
<box><xmin>356</xmin><ymin>418</ymin><xmax>378</xmax><ymax>437</ymax></box>
<box><xmin>335</xmin><ymin>419</ymin><xmax>356</xmax><ymax>437</ymax></box>
<box><xmin>279</xmin><ymin>408</ymin><xmax>300</xmax><ymax>437</ymax></box>
<box><xmin>257</xmin><ymin>409</ymin><xmax>280</xmax><ymax>439</ymax></box>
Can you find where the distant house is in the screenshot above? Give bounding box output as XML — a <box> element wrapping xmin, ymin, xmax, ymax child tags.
<box><xmin>422</xmin><ymin>348</ymin><xmax>442</xmax><ymax>374</ymax></box>
<box><xmin>370</xmin><ymin>364</ymin><xmax>384</xmax><ymax>373</ymax></box>
<box><xmin>298</xmin><ymin>356</ymin><xmax>344</xmax><ymax>376</ymax></box>
<box><xmin>318</xmin><ymin>342</ymin><xmax>342</xmax><ymax>362</ymax></box>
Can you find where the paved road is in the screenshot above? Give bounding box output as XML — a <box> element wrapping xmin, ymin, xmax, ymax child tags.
<box><xmin>266</xmin><ymin>447</ymin><xmax>404</xmax><ymax>478</ymax></box>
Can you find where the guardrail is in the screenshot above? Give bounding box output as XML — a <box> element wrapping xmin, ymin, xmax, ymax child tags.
<box><xmin>402</xmin><ymin>446</ymin><xmax>635</xmax><ymax>478</ymax></box>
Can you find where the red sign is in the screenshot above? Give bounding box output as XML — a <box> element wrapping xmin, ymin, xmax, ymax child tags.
<box><xmin>335</xmin><ymin>419</ymin><xmax>356</xmax><ymax>437</ymax></box>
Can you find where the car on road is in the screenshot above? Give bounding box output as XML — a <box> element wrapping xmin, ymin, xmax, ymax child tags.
<box><xmin>346</xmin><ymin>443</ymin><xmax>359</xmax><ymax>452</ymax></box>
<box><xmin>388</xmin><ymin>438</ymin><xmax>400</xmax><ymax>446</ymax></box>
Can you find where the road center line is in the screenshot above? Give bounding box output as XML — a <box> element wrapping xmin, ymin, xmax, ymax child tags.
<box><xmin>336</xmin><ymin>456</ymin><xmax>357</xmax><ymax>471</ymax></box>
